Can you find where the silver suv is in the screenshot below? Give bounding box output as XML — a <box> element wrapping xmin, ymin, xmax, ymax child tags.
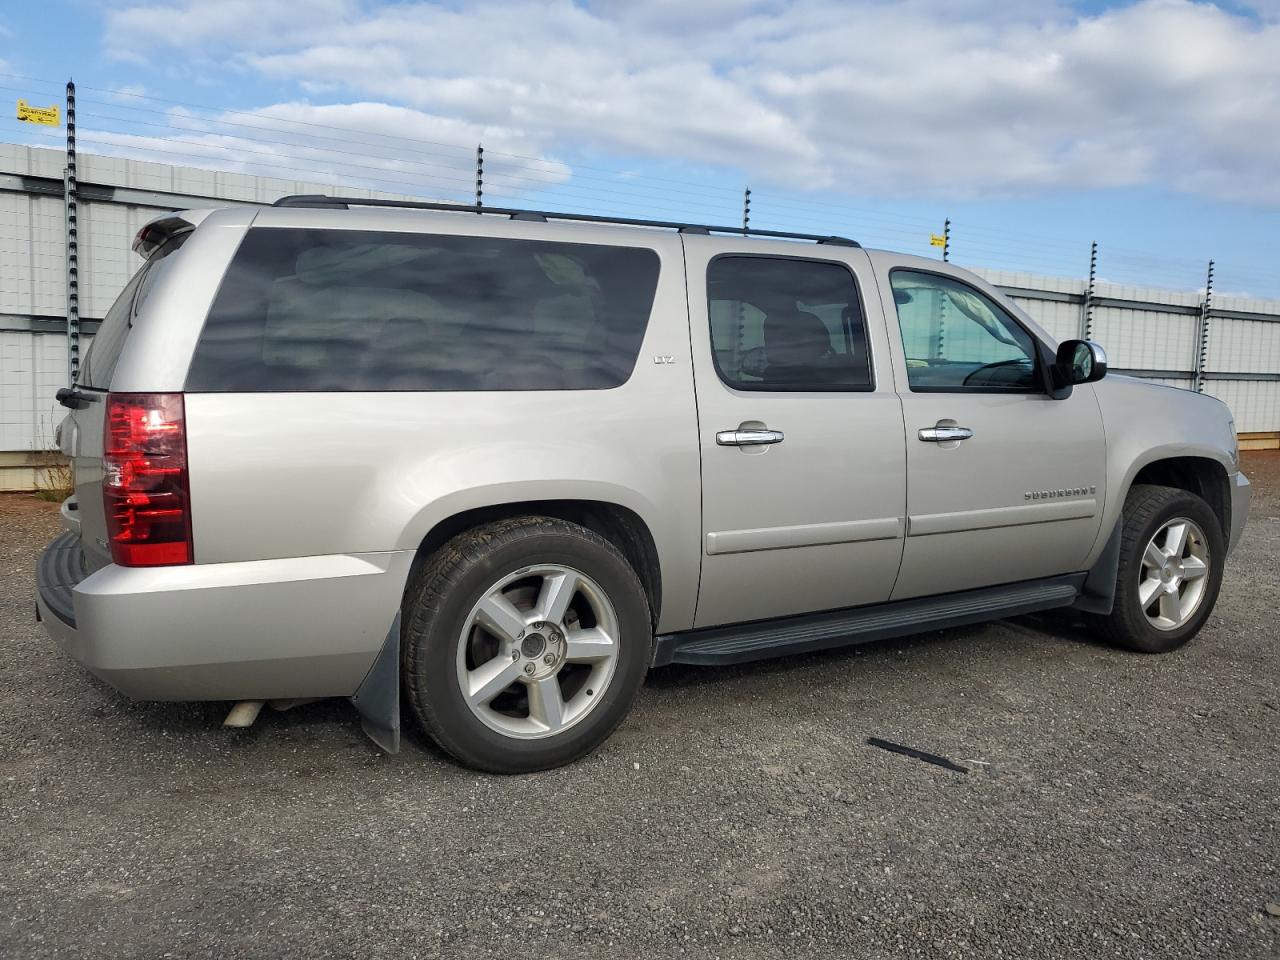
<box><xmin>37</xmin><ymin>197</ymin><xmax>1251</xmax><ymax>772</ymax></box>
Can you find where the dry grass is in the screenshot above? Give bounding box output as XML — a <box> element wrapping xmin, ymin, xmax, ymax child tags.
<box><xmin>31</xmin><ymin>450</ymin><xmax>73</xmax><ymax>503</ymax></box>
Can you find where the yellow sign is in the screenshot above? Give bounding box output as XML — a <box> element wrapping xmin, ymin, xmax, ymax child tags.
<box><xmin>929</xmin><ymin>233</ymin><xmax>946</xmax><ymax>248</ymax></box>
<box><xmin>16</xmin><ymin>99</ymin><xmax>60</xmax><ymax>127</ymax></box>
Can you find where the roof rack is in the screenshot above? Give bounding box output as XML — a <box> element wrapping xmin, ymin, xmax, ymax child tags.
<box><xmin>271</xmin><ymin>195</ymin><xmax>859</xmax><ymax>247</ymax></box>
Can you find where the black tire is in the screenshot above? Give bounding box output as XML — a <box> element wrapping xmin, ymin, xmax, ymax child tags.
<box><xmin>401</xmin><ymin>516</ymin><xmax>652</xmax><ymax>773</ymax></box>
<box><xmin>1092</xmin><ymin>483</ymin><xmax>1225</xmax><ymax>653</ymax></box>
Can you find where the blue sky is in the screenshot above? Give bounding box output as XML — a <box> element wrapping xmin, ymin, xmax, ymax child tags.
<box><xmin>2</xmin><ymin>0</ymin><xmax>1279</xmax><ymax>295</ymax></box>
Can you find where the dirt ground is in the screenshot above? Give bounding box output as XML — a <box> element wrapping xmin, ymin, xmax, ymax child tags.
<box><xmin>1</xmin><ymin>453</ymin><xmax>1277</xmax><ymax>959</ymax></box>
<box><xmin>1243</xmin><ymin>449</ymin><xmax>1280</xmax><ymax>518</ymax></box>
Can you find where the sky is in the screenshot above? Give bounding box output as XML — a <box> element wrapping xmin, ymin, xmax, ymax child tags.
<box><xmin>1</xmin><ymin>0</ymin><xmax>1279</xmax><ymax>295</ymax></box>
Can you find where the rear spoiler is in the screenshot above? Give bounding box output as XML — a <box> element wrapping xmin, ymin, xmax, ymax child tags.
<box><xmin>132</xmin><ymin>209</ymin><xmax>217</xmax><ymax>260</ymax></box>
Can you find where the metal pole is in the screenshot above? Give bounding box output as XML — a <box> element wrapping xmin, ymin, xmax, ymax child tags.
<box><xmin>935</xmin><ymin>217</ymin><xmax>951</xmax><ymax>357</ymax></box>
<box><xmin>1082</xmin><ymin>240</ymin><xmax>1098</xmax><ymax>340</ymax></box>
<box><xmin>475</xmin><ymin>144</ymin><xmax>483</xmax><ymax>211</ymax></box>
<box><xmin>736</xmin><ymin>186</ymin><xmax>751</xmax><ymax>368</ymax></box>
<box><xmin>1195</xmin><ymin>259</ymin><xmax>1214</xmax><ymax>393</ymax></box>
<box><xmin>63</xmin><ymin>79</ymin><xmax>80</xmax><ymax>384</ymax></box>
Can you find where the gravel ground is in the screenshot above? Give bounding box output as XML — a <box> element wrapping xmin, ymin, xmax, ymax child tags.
<box><xmin>2</xmin><ymin>453</ymin><xmax>1279</xmax><ymax>960</ymax></box>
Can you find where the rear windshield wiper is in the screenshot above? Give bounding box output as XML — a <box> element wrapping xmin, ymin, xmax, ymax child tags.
<box><xmin>55</xmin><ymin>387</ymin><xmax>100</xmax><ymax>410</ymax></box>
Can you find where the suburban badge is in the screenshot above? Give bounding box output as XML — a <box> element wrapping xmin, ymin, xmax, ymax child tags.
<box><xmin>1024</xmin><ymin>485</ymin><xmax>1098</xmax><ymax>501</ymax></box>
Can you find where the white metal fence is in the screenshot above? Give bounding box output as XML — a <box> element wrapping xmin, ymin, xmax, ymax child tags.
<box><xmin>2</xmin><ymin>144</ymin><xmax>1278</xmax><ymax>487</ymax></box>
<box><xmin>981</xmin><ymin>268</ymin><xmax>1280</xmax><ymax>432</ymax></box>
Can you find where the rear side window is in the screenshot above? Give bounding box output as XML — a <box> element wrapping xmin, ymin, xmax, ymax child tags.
<box><xmin>707</xmin><ymin>255</ymin><xmax>872</xmax><ymax>391</ymax></box>
<box><xmin>186</xmin><ymin>228</ymin><xmax>662</xmax><ymax>392</ymax></box>
<box><xmin>78</xmin><ymin>268</ymin><xmax>149</xmax><ymax>389</ymax></box>
<box><xmin>78</xmin><ymin>232</ymin><xmax>188</xmax><ymax>390</ymax></box>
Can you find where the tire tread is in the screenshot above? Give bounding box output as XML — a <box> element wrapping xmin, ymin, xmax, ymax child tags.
<box><xmin>1092</xmin><ymin>483</ymin><xmax>1223</xmax><ymax>653</ymax></box>
<box><xmin>401</xmin><ymin>516</ymin><xmax>648</xmax><ymax>772</ymax></box>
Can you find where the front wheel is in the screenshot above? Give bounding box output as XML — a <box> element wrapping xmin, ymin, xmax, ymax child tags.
<box><xmin>402</xmin><ymin>517</ymin><xmax>652</xmax><ymax>773</ymax></box>
<box><xmin>1093</xmin><ymin>484</ymin><xmax>1226</xmax><ymax>653</ymax></box>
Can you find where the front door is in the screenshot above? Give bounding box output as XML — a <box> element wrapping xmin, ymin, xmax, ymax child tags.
<box><xmin>683</xmin><ymin>237</ymin><xmax>907</xmax><ymax>629</ymax></box>
<box><xmin>872</xmin><ymin>260</ymin><xmax>1108</xmax><ymax>600</ymax></box>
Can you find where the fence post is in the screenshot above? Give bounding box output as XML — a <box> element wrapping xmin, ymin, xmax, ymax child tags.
<box><xmin>934</xmin><ymin>218</ymin><xmax>950</xmax><ymax>358</ymax></box>
<box><xmin>736</xmin><ymin>186</ymin><xmax>751</xmax><ymax>366</ymax></box>
<box><xmin>1081</xmin><ymin>240</ymin><xmax>1097</xmax><ymax>340</ymax></box>
<box><xmin>1194</xmin><ymin>259</ymin><xmax>1214</xmax><ymax>393</ymax></box>
<box><xmin>475</xmin><ymin>144</ymin><xmax>483</xmax><ymax>211</ymax></box>
<box><xmin>63</xmin><ymin>79</ymin><xmax>80</xmax><ymax>385</ymax></box>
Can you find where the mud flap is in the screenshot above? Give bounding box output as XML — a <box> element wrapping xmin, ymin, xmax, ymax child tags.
<box><xmin>350</xmin><ymin>613</ymin><xmax>401</xmax><ymax>753</ymax></box>
<box><xmin>1072</xmin><ymin>520</ymin><xmax>1122</xmax><ymax>615</ymax></box>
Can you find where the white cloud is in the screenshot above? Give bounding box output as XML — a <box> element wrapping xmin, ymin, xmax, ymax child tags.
<box><xmin>79</xmin><ymin>101</ymin><xmax>569</xmax><ymax>200</ymax></box>
<box><xmin>102</xmin><ymin>0</ymin><xmax>358</xmax><ymax>63</ymax></box>
<box><xmin>101</xmin><ymin>0</ymin><xmax>1280</xmax><ymax>203</ymax></box>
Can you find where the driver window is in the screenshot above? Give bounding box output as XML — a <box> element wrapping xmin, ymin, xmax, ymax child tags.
<box><xmin>890</xmin><ymin>270</ymin><xmax>1040</xmax><ymax>392</ymax></box>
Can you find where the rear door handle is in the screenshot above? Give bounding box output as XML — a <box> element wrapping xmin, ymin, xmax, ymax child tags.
<box><xmin>918</xmin><ymin>426</ymin><xmax>974</xmax><ymax>442</ymax></box>
<box><xmin>717</xmin><ymin>428</ymin><xmax>785</xmax><ymax>446</ymax></box>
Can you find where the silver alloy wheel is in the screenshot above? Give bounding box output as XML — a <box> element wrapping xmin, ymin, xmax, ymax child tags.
<box><xmin>455</xmin><ymin>564</ymin><xmax>620</xmax><ymax>739</ymax></box>
<box><xmin>1138</xmin><ymin>517</ymin><xmax>1211</xmax><ymax>631</ymax></box>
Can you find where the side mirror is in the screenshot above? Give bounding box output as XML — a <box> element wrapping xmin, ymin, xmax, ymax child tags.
<box><xmin>1055</xmin><ymin>339</ymin><xmax>1107</xmax><ymax>386</ymax></box>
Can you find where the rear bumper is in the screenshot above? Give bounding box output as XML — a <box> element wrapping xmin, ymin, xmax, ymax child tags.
<box><xmin>36</xmin><ymin>534</ymin><xmax>413</xmax><ymax>701</ymax></box>
<box><xmin>1229</xmin><ymin>469</ymin><xmax>1251</xmax><ymax>556</ymax></box>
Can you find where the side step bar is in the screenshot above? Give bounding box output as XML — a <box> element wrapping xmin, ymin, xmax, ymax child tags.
<box><xmin>652</xmin><ymin>574</ymin><xmax>1086</xmax><ymax>667</ymax></box>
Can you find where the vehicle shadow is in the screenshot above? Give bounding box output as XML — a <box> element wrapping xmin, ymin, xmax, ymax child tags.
<box><xmin>78</xmin><ymin>609</ymin><xmax>1110</xmax><ymax>758</ymax></box>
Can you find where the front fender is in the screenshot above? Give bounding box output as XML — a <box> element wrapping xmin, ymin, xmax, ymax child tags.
<box><xmin>1091</xmin><ymin>376</ymin><xmax>1237</xmax><ymax>556</ymax></box>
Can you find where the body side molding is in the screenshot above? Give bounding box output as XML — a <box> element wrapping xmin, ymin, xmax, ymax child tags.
<box><xmin>705</xmin><ymin>516</ymin><xmax>903</xmax><ymax>556</ymax></box>
<box><xmin>908</xmin><ymin>499</ymin><xmax>1098</xmax><ymax>537</ymax></box>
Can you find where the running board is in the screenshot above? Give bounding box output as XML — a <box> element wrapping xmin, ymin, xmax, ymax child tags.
<box><xmin>652</xmin><ymin>574</ymin><xmax>1085</xmax><ymax>667</ymax></box>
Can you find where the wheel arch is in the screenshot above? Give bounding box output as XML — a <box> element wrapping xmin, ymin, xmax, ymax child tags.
<box><xmin>407</xmin><ymin>499</ymin><xmax>664</xmax><ymax>630</ymax></box>
<box><xmin>1128</xmin><ymin>455</ymin><xmax>1232</xmax><ymax>547</ymax></box>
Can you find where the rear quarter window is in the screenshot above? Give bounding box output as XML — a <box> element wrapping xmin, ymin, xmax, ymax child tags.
<box><xmin>78</xmin><ymin>232</ymin><xmax>188</xmax><ymax>390</ymax></box>
<box><xmin>77</xmin><ymin>268</ymin><xmax>148</xmax><ymax>390</ymax></box>
<box><xmin>185</xmin><ymin>228</ymin><xmax>662</xmax><ymax>392</ymax></box>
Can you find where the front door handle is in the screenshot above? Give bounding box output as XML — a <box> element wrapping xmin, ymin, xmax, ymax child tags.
<box><xmin>918</xmin><ymin>425</ymin><xmax>974</xmax><ymax>442</ymax></box>
<box><xmin>717</xmin><ymin>428</ymin><xmax>785</xmax><ymax>447</ymax></box>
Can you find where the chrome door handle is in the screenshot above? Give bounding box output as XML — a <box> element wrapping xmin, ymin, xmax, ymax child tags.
<box><xmin>717</xmin><ymin>428</ymin><xmax>785</xmax><ymax>446</ymax></box>
<box><xmin>918</xmin><ymin>426</ymin><xmax>974</xmax><ymax>442</ymax></box>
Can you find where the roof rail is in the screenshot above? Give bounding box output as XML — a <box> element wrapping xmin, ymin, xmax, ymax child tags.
<box><xmin>271</xmin><ymin>195</ymin><xmax>859</xmax><ymax>247</ymax></box>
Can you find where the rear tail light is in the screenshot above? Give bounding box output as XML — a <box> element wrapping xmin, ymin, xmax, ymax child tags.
<box><xmin>103</xmin><ymin>393</ymin><xmax>193</xmax><ymax>566</ymax></box>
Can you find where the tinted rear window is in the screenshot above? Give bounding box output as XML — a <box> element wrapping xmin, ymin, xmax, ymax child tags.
<box><xmin>78</xmin><ymin>232</ymin><xmax>188</xmax><ymax>390</ymax></box>
<box><xmin>186</xmin><ymin>228</ymin><xmax>662</xmax><ymax>392</ymax></box>
<box><xmin>78</xmin><ymin>268</ymin><xmax>148</xmax><ymax>390</ymax></box>
<box><xmin>708</xmin><ymin>255</ymin><xmax>872</xmax><ymax>391</ymax></box>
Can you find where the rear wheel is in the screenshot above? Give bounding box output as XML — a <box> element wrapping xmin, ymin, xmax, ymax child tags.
<box><xmin>1093</xmin><ymin>484</ymin><xmax>1225</xmax><ymax>653</ymax></box>
<box><xmin>402</xmin><ymin>517</ymin><xmax>651</xmax><ymax>773</ymax></box>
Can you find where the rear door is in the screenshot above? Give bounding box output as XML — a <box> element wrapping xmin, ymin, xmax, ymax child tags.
<box><xmin>684</xmin><ymin>236</ymin><xmax>907</xmax><ymax>629</ymax></box>
<box><xmin>873</xmin><ymin>258</ymin><xmax>1107</xmax><ymax>599</ymax></box>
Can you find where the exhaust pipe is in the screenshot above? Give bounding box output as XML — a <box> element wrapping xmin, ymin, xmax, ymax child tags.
<box><xmin>223</xmin><ymin>699</ymin><xmax>265</xmax><ymax>728</ymax></box>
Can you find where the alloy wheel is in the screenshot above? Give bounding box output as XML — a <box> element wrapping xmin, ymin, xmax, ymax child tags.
<box><xmin>455</xmin><ymin>564</ymin><xmax>620</xmax><ymax>739</ymax></box>
<box><xmin>1138</xmin><ymin>517</ymin><xmax>1211</xmax><ymax>631</ymax></box>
